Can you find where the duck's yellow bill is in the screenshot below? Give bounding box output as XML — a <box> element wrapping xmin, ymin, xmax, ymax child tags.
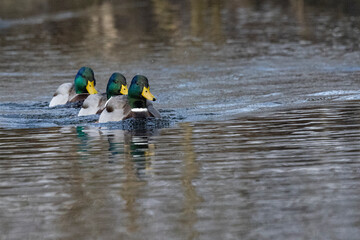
<box><xmin>142</xmin><ymin>86</ymin><xmax>156</xmax><ymax>101</ymax></box>
<box><xmin>86</xmin><ymin>81</ymin><xmax>98</xmax><ymax>94</ymax></box>
<box><xmin>121</xmin><ymin>85</ymin><xmax>128</xmax><ymax>95</ymax></box>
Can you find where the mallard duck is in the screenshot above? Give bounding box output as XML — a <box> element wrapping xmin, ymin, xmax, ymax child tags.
<box><xmin>98</xmin><ymin>75</ymin><xmax>160</xmax><ymax>123</ymax></box>
<box><xmin>78</xmin><ymin>72</ymin><xmax>128</xmax><ymax>116</ymax></box>
<box><xmin>49</xmin><ymin>67</ymin><xmax>98</xmax><ymax>107</ymax></box>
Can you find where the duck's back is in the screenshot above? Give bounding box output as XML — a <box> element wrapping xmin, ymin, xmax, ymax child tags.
<box><xmin>98</xmin><ymin>95</ymin><xmax>127</xmax><ymax>123</ymax></box>
<box><xmin>49</xmin><ymin>83</ymin><xmax>74</xmax><ymax>107</ymax></box>
<box><xmin>146</xmin><ymin>100</ymin><xmax>161</xmax><ymax>118</ymax></box>
<box><xmin>78</xmin><ymin>93</ymin><xmax>107</xmax><ymax>116</ymax></box>
<box><xmin>68</xmin><ymin>93</ymin><xmax>89</xmax><ymax>104</ymax></box>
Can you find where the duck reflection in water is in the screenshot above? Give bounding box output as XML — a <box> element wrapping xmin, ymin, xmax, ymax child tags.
<box><xmin>75</xmin><ymin>126</ymin><xmax>156</xmax><ymax>177</ymax></box>
<box><xmin>103</xmin><ymin>128</ymin><xmax>157</xmax><ymax>232</ymax></box>
<box><xmin>68</xmin><ymin>123</ymin><xmax>202</xmax><ymax>237</ymax></box>
<box><xmin>73</xmin><ymin>126</ymin><xmax>157</xmax><ymax>232</ymax></box>
<box><xmin>104</xmin><ymin>128</ymin><xmax>156</xmax><ymax>177</ymax></box>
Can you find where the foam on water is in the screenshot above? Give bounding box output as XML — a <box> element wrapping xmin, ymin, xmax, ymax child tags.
<box><xmin>0</xmin><ymin>101</ymin><xmax>175</xmax><ymax>130</ymax></box>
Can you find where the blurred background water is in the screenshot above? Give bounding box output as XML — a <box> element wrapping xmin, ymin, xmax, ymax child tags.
<box><xmin>0</xmin><ymin>0</ymin><xmax>360</xmax><ymax>239</ymax></box>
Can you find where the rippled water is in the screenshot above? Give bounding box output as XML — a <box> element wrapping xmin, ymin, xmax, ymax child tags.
<box><xmin>1</xmin><ymin>0</ymin><xmax>360</xmax><ymax>239</ymax></box>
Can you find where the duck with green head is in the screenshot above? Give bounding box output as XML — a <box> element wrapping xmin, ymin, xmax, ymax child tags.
<box><xmin>49</xmin><ymin>66</ymin><xmax>98</xmax><ymax>107</ymax></box>
<box><xmin>98</xmin><ymin>75</ymin><xmax>160</xmax><ymax>123</ymax></box>
<box><xmin>78</xmin><ymin>72</ymin><xmax>128</xmax><ymax>116</ymax></box>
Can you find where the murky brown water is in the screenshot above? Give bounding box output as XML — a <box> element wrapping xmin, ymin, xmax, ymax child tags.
<box><xmin>1</xmin><ymin>0</ymin><xmax>360</xmax><ymax>239</ymax></box>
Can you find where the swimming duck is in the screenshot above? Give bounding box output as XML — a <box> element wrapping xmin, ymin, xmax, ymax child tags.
<box><xmin>49</xmin><ymin>67</ymin><xmax>98</xmax><ymax>107</ymax></box>
<box><xmin>98</xmin><ymin>75</ymin><xmax>160</xmax><ymax>123</ymax></box>
<box><xmin>78</xmin><ymin>72</ymin><xmax>128</xmax><ymax>116</ymax></box>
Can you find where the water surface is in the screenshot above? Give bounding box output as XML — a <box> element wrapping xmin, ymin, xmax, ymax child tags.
<box><xmin>1</xmin><ymin>0</ymin><xmax>360</xmax><ymax>239</ymax></box>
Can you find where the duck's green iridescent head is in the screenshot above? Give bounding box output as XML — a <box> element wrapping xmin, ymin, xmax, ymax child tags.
<box><xmin>106</xmin><ymin>72</ymin><xmax>128</xmax><ymax>99</ymax></box>
<box><xmin>128</xmin><ymin>75</ymin><xmax>156</xmax><ymax>108</ymax></box>
<box><xmin>74</xmin><ymin>67</ymin><xmax>98</xmax><ymax>94</ymax></box>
